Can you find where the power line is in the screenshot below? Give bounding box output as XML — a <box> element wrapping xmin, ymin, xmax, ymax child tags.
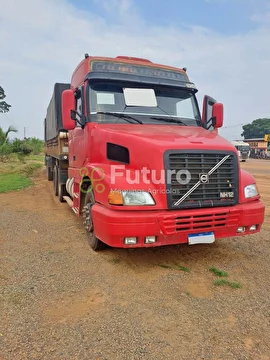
<box><xmin>222</xmin><ymin>123</ymin><xmax>245</xmax><ymax>130</ymax></box>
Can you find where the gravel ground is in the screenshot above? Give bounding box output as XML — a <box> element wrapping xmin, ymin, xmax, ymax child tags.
<box><xmin>0</xmin><ymin>159</ymin><xmax>270</xmax><ymax>360</ymax></box>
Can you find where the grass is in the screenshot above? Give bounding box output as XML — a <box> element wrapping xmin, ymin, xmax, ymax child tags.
<box><xmin>0</xmin><ymin>173</ymin><xmax>33</xmax><ymax>193</ymax></box>
<box><xmin>209</xmin><ymin>266</ymin><xmax>228</xmax><ymax>277</ymax></box>
<box><xmin>20</xmin><ymin>163</ymin><xmax>43</xmax><ymax>177</ymax></box>
<box><xmin>209</xmin><ymin>266</ymin><xmax>242</xmax><ymax>289</ymax></box>
<box><xmin>27</xmin><ymin>154</ymin><xmax>44</xmax><ymax>162</ymax></box>
<box><xmin>213</xmin><ymin>279</ymin><xmax>229</xmax><ymax>286</ymax></box>
<box><xmin>158</xmin><ymin>264</ymin><xmax>172</xmax><ymax>269</ymax></box>
<box><xmin>228</xmin><ymin>281</ymin><xmax>242</xmax><ymax>289</ymax></box>
<box><xmin>158</xmin><ymin>264</ymin><xmax>190</xmax><ymax>272</ymax></box>
<box><xmin>214</xmin><ymin>279</ymin><xmax>242</xmax><ymax>289</ymax></box>
<box><xmin>175</xmin><ymin>265</ymin><xmax>190</xmax><ymax>273</ymax></box>
<box><xmin>0</xmin><ymin>154</ymin><xmax>44</xmax><ymax>193</ymax></box>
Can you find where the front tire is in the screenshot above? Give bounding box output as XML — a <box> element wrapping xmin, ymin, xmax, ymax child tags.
<box><xmin>82</xmin><ymin>190</ymin><xmax>106</xmax><ymax>251</ymax></box>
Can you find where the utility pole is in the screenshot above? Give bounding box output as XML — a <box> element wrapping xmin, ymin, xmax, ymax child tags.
<box><xmin>24</xmin><ymin>127</ymin><xmax>26</xmax><ymax>139</ymax></box>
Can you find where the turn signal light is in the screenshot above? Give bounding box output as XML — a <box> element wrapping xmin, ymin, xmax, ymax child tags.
<box><xmin>108</xmin><ymin>190</ymin><xmax>123</xmax><ymax>205</ymax></box>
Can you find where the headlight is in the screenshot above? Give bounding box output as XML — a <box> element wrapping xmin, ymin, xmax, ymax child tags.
<box><xmin>244</xmin><ymin>184</ymin><xmax>259</xmax><ymax>199</ymax></box>
<box><xmin>122</xmin><ymin>191</ymin><xmax>155</xmax><ymax>205</ymax></box>
<box><xmin>108</xmin><ymin>190</ymin><xmax>155</xmax><ymax>205</ymax></box>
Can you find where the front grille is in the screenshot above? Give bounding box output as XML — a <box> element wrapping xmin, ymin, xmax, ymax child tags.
<box><xmin>164</xmin><ymin>150</ymin><xmax>239</xmax><ymax>209</ymax></box>
<box><xmin>159</xmin><ymin>210</ymin><xmax>241</xmax><ymax>235</ymax></box>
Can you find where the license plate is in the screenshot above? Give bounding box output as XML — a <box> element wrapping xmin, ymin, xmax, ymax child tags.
<box><xmin>188</xmin><ymin>231</ymin><xmax>215</xmax><ymax>245</ymax></box>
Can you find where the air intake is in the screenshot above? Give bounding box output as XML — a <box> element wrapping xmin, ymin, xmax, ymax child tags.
<box><xmin>107</xmin><ymin>143</ymin><xmax>130</xmax><ymax>164</ymax></box>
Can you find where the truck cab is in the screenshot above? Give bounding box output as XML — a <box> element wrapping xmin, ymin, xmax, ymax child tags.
<box><xmin>46</xmin><ymin>54</ymin><xmax>264</xmax><ymax>250</ymax></box>
<box><xmin>231</xmin><ymin>141</ymin><xmax>250</xmax><ymax>162</ymax></box>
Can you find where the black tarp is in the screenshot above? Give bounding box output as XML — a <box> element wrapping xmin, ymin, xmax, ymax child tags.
<box><xmin>44</xmin><ymin>83</ymin><xmax>70</xmax><ymax>141</ymax></box>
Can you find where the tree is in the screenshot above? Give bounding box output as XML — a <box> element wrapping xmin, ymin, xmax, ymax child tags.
<box><xmin>11</xmin><ymin>138</ymin><xmax>33</xmax><ymax>156</ymax></box>
<box><xmin>0</xmin><ymin>125</ymin><xmax>18</xmax><ymax>162</ymax></box>
<box><xmin>0</xmin><ymin>86</ymin><xmax>11</xmax><ymax>113</ymax></box>
<box><xmin>25</xmin><ymin>137</ymin><xmax>44</xmax><ymax>154</ymax></box>
<box><xmin>241</xmin><ymin>118</ymin><xmax>270</xmax><ymax>139</ymax></box>
<box><xmin>0</xmin><ymin>125</ymin><xmax>18</xmax><ymax>146</ymax></box>
<box><xmin>12</xmin><ymin>137</ymin><xmax>44</xmax><ymax>155</ymax></box>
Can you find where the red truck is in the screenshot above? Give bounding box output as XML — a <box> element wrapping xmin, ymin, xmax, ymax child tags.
<box><xmin>44</xmin><ymin>54</ymin><xmax>265</xmax><ymax>251</ymax></box>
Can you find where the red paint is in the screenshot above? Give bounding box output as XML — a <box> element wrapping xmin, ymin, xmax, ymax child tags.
<box><xmin>92</xmin><ymin>201</ymin><xmax>264</xmax><ymax>248</ymax></box>
<box><xmin>59</xmin><ymin>55</ymin><xmax>264</xmax><ymax>248</ymax></box>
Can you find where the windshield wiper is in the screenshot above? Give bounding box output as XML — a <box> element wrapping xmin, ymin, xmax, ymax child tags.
<box><xmin>150</xmin><ymin>116</ymin><xmax>187</xmax><ymax>126</ymax></box>
<box><xmin>96</xmin><ymin>112</ymin><xmax>143</xmax><ymax>124</ymax></box>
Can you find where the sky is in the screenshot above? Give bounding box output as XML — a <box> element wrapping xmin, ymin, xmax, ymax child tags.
<box><xmin>0</xmin><ymin>0</ymin><xmax>270</xmax><ymax>141</ymax></box>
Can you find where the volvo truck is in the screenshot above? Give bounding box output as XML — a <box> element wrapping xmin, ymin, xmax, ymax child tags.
<box><xmin>44</xmin><ymin>54</ymin><xmax>265</xmax><ymax>251</ymax></box>
<box><xmin>231</xmin><ymin>140</ymin><xmax>250</xmax><ymax>162</ymax></box>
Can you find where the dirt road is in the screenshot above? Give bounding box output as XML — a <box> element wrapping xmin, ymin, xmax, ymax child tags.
<box><xmin>0</xmin><ymin>159</ymin><xmax>270</xmax><ymax>360</ymax></box>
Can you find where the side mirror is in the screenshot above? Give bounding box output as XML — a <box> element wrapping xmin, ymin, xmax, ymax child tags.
<box><xmin>62</xmin><ymin>90</ymin><xmax>76</xmax><ymax>130</ymax></box>
<box><xmin>202</xmin><ymin>95</ymin><xmax>223</xmax><ymax>130</ymax></box>
<box><xmin>212</xmin><ymin>103</ymin><xmax>223</xmax><ymax>128</ymax></box>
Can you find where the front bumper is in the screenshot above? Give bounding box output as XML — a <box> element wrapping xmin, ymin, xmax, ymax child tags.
<box><xmin>92</xmin><ymin>200</ymin><xmax>265</xmax><ymax>248</ymax></box>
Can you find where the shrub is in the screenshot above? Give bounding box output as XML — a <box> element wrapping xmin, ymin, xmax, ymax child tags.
<box><xmin>0</xmin><ymin>142</ymin><xmax>13</xmax><ymax>162</ymax></box>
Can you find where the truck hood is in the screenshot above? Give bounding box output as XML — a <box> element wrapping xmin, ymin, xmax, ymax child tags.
<box><xmin>89</xmin><ymin>124</ymin><xmax>240</xmax><ymax>202</ymax></box>
<box><xmin>95</xmin><ymin>124</ymin><xmax>233</xmax><ymax>151</ymax></box>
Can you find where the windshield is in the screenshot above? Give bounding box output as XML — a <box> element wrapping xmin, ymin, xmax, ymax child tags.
<box><xmin>88</xmin><ymin>81</ymin><xmax>201</xmax><ymax>126</ymax></box>
<box><xmin>238</xmin><ymin>146</ymin><xmax>250</xmax><ymax>152</ymax></box>
<box><xmin>235</xmin><ymin>145</ymin><xmax>250</xmax><ymax>152</ymax></box>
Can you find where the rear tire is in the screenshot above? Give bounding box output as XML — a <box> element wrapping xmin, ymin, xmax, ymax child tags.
<box><xmin>58</xmin><ymin>183</ymin><xmax>66</xmax><ymax>202</ymax></box>
<box><xmin>53</xmin><ymin>166</ymin><xmax>58</xmax><ymax>196</ymax></box>
<box><xmin>47</xmin><ymin>164</ymin><xmax>53</xmax><ymax>181</ymax></box>
<box><xmin>58</xmin><ymin>169</ymin><xmax>67</xmax><ymax>203</ymax></box>
<box><xmin>82</xmin><ymin>190</ymin><xmax>106</xmax><ymax>251</ymax></box>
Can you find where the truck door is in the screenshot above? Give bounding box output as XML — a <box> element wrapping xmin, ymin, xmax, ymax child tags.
<box><xmin>69</xmin><ymin>85</ymin><xmax>86</xmax><ymax>170</ymax></box>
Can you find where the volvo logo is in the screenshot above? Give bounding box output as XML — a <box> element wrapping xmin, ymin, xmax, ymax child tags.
<box><xmin>173</xmin><ymin>154</ymin><xmax>231</xmax><ymax>206</ymax></box>
<box><xmin>199</xmin><ymin>173</ymin><xmax>209</xmax><ymax>184</ymax></box>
